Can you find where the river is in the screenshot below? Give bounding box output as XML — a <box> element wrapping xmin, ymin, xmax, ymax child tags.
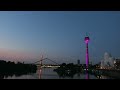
<box><xmin>2</xmin><ymin>68</ymin><xmax>115</xmax><ymax>79</ymax></box>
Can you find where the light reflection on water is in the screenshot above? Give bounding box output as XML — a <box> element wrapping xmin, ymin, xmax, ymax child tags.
<box><xmin>3</xmin><ymin>68</ymin><xmax>114</xmax><ymax>79</ymax></box>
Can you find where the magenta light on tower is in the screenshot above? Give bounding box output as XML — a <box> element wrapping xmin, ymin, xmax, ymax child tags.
<box><xmin>84</xmin><ymin>36</ymin><xmax>90</xmax><ymax>69</ymax></box>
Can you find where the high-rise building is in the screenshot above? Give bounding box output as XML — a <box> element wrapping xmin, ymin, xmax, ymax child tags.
<box><xmin>77</xmin><ymin>60</ymin><xmax>80</xmax><ymax>65</ymax></box>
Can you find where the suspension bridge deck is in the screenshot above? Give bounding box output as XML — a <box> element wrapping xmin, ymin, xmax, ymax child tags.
<box><xmin>37</xmin><ymin>65</ymin><xmax>60</xmax><ymax>68</ymax></box>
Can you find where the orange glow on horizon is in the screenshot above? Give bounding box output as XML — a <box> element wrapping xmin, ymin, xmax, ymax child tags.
<box><xmin>0</xmin><ymin>48</ymin><xmax>37</xmax><ymax>62</ymax></box>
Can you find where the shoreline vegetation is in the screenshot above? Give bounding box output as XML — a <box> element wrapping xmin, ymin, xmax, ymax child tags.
<box><xmin>53</xmin><ymin>63</ymin><xmax>97</xmax><ymax>78</ymax></box>
<box><xmin>0</xmin><ymin>60</ymin><xmax>37</xmax><ymax>79</ymax></box>
<box><xmin>54</xmin><ymin>63</ymin><xmax>82</xmax><ymax>78</ymax></box>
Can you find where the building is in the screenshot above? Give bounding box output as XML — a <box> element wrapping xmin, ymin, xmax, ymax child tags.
<box><xmin>77</xmin><ymin>60</ymin><xmax>80</xmax><ymax>65</ymax></box>
<box><xmin>113</xmin><ymin>59</ymin><xmax>120</xmax><ymax>69</ymax></box>
<box><xmin>100</xmin><ymin>52</ymin><xmax>115</xmax><ymax>69</ymax></box>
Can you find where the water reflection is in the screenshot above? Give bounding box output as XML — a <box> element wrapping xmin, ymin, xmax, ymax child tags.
<box><xmin>38</xmin><ymin>69</ymin><xmax>113</xmax><ymax>79</ymax></box>
<box><xmin>0</xmin><ymin>70</ymin><xmax>36</xmax><ymax>79</ymax></box>
<box><xmin>54</xmin><ymin>70</ymin><xmax>77</xmax><ymax>79</ymax></box>
<box><xmin>95</xmin><ymin>75</ymin><xmax>115</xmax><ymax>79</ymax></box>
<box><xmin>53</xmin><ymin>68</ymin><xmax>115</xmax><ymax>79</ymax></box>
<box><xmin>1</xmin><ymin>68</ymin><xmax>117</xmax><ymax>79</ymax></box>
<box><xmin>77</xmin><ymin>73</ymin><xmax>80</xmax><ymax>77</ymax></box>
<box><xmin>38</xmin><ymin>68</ymin><xmax>42</xmax><ymax>79</ymax></box>
<box><xmin>85</xmin><ymin>70</ymin><xmax>89</xmax><ymax>79</ymax></box>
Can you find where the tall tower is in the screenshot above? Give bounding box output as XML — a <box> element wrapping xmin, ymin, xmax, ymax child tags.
<box><xmin>84</xmin><ymin>35</ymin><xmax>90</xmax><ymax>69</ymax></box>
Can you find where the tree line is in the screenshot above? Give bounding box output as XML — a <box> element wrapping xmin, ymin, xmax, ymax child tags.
<box><xmin>0</xmin><ymin>60</ymin><xmax>37</xmax><ymax>79</ymax></box>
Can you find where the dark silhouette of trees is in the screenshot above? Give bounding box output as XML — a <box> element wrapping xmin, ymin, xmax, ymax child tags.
<box><xmin>54</xmin><ymin>63</ymin><xmax>81</xmax><ymax>78</ymax></box>
<box><xmin>0</xmin><ymin>60</ymin><xmax>37</xmax><ymax>79</ymax></box>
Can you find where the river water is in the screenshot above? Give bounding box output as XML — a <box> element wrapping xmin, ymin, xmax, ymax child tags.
<box><xmin>2</xmin><ymin>68</ymin><xmax>115</xmax><ymax>79</ymax></box>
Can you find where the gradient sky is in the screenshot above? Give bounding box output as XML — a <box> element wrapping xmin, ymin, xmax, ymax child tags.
<box><xmin>0</xmin><ymin>11</ymin><xmax>120</xmax><ymax>64</ymax></box>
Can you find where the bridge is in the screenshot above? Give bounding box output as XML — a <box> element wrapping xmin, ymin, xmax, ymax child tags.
<box><xmin>31</xmin><ymin>56</ymin><xmax>60</xmax><ymax>79</ymax></box>
<box><xmin>33</xmin><ymin>56</ymin><xmax>60</xmax><ymax>68</ymax></box>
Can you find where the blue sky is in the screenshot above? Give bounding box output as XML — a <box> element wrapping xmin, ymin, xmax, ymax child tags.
<box><xmin>0</xmin><ymin>11</ymin><xmax>120</xmax><ymax>64</ymax></box>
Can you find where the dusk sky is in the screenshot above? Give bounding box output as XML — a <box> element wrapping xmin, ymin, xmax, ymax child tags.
<box><xmin>0</xmin><ymin>11</ymin><xmax>120</xmax><ymax>64</ymax></box>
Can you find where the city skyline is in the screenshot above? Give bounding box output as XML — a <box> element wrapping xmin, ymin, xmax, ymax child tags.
<box><xmin>0</xmin><ymin>11</ymin><xmax>120</xmax><ymax>64</ymax></box>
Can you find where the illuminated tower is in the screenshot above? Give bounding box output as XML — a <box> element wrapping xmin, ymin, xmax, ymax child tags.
<box><xmin>84</xmin><ymin>35</ymin><xmax>90</xmax><ymax>69</ymax></box>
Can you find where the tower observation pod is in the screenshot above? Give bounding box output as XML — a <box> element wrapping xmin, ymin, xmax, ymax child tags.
<box><xmin>84</xmin><ymin>36</ymin><xmax>90</xmax><ymax>69</ymax></box>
